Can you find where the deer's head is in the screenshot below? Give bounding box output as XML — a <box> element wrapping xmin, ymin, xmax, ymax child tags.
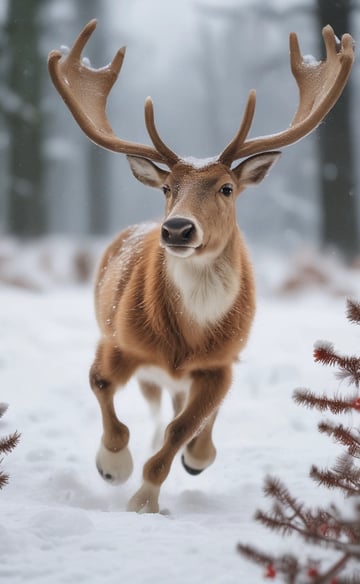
<box><xmin>127</xmin><ymin>153</ymin><xmax>279</xmax><ymax>258</ymax></box>
<box><xmin>48</xmin><ymin>20</ymin><xmax>354</xmax><ymax>259</ymax></box>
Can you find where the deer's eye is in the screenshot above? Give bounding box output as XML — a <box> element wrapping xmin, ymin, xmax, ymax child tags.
<box><xmin>220</xmin><ymin>184</ymin><xmax>233</xmax><ymax>197</ymax></box>
<box><xmin>162</xmin><ymin>185</ymin><xmax>171</xmax><ymax>196</ymax></box>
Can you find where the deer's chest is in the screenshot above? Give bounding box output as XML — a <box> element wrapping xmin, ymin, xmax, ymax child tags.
<box><xmin>166</xmin><ymin>254</ymin><xmax>240</xmax><ymax>327</ymax></box>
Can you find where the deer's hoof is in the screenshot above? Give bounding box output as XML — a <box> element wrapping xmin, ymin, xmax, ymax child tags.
<box><xmin>127</xmin><ymin>481</ymin><xmax>160</xmax><ymax>513</ymax></box>
<box><xmin>181</xmin><ymin>454</ymin><xmax>204</xmax><ymax>476</ymax></box>
<box><xmin>96</xmin><ymin>442</ymin><xmax>133</xmax><ymax>485</ymax></box>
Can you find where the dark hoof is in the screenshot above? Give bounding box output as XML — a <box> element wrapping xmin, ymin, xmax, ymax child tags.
<box><xmin>181</xmin><ymin>454</ymin><xmax>204</xmax><ymax>476</ymax></box>
<box><xmin>97</xmin><ymin>465</ymin><xmax>113</xmax><ymax>482</ymax></box>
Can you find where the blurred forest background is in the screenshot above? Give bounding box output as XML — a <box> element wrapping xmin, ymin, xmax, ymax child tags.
<box><xmin>0</xmin><ymin>0</ymin><xmax>359</xmax><ymax>280</ymax></box>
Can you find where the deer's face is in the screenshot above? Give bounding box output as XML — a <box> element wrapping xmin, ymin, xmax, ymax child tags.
<box><xmin>128</xmin><ymin>152</ymin><xmax>280</xmax><ymax>259</ymax></box>
<box><xmin>159</xmin><ymin>162</ymin><xmax>242</xmax><ymax>259</ymax></box>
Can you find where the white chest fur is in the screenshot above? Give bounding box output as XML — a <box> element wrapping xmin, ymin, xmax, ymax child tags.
<box><xmin>166</xmin><ymin>253</ymin><xmax>239</xmax><ymax>326</ymax></box>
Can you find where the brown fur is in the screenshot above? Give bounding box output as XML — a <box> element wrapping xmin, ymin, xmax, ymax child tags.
<box><xmin>95</xmin><ymin>225</ymin><xmax>255</xmax><ymax>374</ymax></box>
<box><xmin>89</xmin><ymin>154</ymin><xmax>280</xmax><ymax>512</ymax></box>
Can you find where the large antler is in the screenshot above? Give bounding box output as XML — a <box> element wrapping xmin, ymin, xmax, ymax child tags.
<box><xmin>48</xmin><ymin>20</ymin><xmax>179</xmax><ymax>166</ymax></box>
<box><xmin>219</xmin><ymin>25</ymin><xmax>355</xmax><ymax>165</ymax></box>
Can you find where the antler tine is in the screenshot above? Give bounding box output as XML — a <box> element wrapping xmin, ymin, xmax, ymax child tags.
<box><xmin>289</xmin><ymin>30</ymin><xmax>303</xmax><ymax>75</ymax></box>
<box><xmin>219</xmin><ymin>26</ymin><xmax>355</xmax><ymax>165</ymax></box>
<box><xmin>68</xmin><ymin>18</ymin><xmax>98</xmax><ymax>62</ymax></box>
<box><xmin>144</xmin><ymin>98</ymin><xmax>179</xmax><ymax>165</ymax></box>
<box><xmin>48</xmin><ymin>21</ymin><xmax>178</xmax><ymax>165</ymax></box>
<box><xmin>218</xmin><ymin>90</ymin><xmax>257</xmax><ymax>165</ymax></box>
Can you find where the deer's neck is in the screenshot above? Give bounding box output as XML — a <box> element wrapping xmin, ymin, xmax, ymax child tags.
<box><xmin>165</xmin><ymin>233</ymin><xmax>241</xmax><ymax>327</ymax></box>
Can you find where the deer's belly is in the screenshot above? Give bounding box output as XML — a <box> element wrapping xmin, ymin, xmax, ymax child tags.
<box><xmin>136</xmin><ymin>365</ymin><xmax>191</xmax><ymax>396</ymax></box>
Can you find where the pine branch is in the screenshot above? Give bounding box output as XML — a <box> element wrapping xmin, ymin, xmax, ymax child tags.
<box><xmin>255</xmin><ymin>476</ymin><xmax>360</xmax><ymax>557</ymax></box>
<box><xmin>336</xmin><ymin>367</ymin><xmax>360</xmax><ymax>388</ymax></box>
<box><xmin>331</xmin><ymin>453</ymin><xmax>360</xmax><ymax>490</ymax></box>
<box><xmin>237</xmin><ymin>544</ymin><xmax>300</xmax><ymax>583</ymax></box>
<box><xmin>316</xmin><ymin>553</ymin><xmax>351</xmax><ymax>584</ymax></box>
<box><xmin>346</xmin><ymin>299</ymin><xmax>360</xmax><ymax>325</ymax></box>
<box><xmin>313</xmin><ymin>343</ymin><xmax>359</xmax><ymax>370</ymax></box>
<box><xmin>0</xmin><ymin>405</ymin><xmax>20</xmax><ymax>491</ymax></box>
<box><xmin>263</xmin><ymin>477</ymin><xmax>307</xmax><ymax>522</ymax></box>
<box><xmin>0</xmin><ymin>471</ymin><xmax>9</xmax><ymax>489</ymax></box>
<box><xmin>318</xmin><ymin>422</ymin><xmax>360</xmax><ymax>457</ymax></box>
<box><xmin>236</xmin><ymin>543</ymin><xmax>275</xmax><ymax>567</ymax></box>
<box><xmin>313</xmin><ymin>343</ymin><xmax>360</xmax><ymax>388</ymax></box>
<box><xmin>238</xmin><ymin>542</ymin><xmax>355</xmax><ymax>584</ymax></box>
<box><xmin>293</xmin><ymin>389</ymin><xmax>357</xmax><ymax>414</ymax></box>
<box><xmin>311</xmin><ymin>463</ymin><xmax>359</xmax><ymax>497</ymax></box>
<box><xmin>255</xmin><ymin>509</ymin><xmax>298</xmax><ymax>537</ymax></box>
<box><xmin>0</xmin><ymin>431</ymin><xmax>21</xmax><ymax>456</ymax></box>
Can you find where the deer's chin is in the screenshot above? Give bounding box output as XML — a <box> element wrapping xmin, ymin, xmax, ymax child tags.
<box><xmin>163</xmin><ymin>245</ymin><xmax>196</xmax><ymax>258</ymax></box>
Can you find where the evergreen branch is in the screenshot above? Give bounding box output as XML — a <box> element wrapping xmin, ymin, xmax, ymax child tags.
<box><xmin>236</xmin><ymin>543</ymin><xmax>275</xmax><ymax>567</ymax></box>
<box><xmin>293</xmin><ymin>389</ymin><xmax>356</xmax><ymax>414</ymax></box>
<box><xmin>263</xmin><ymin>476</ymin><xmax>307</xmax><ymax>524</ymax></box>
<box><xmin>0</xmin><ymin>470</ymin><xmax>9</xmax><ymax>489</ymax></box>
<box><xmin>311</xmin><ymin>464</ymin><xmax>360</xmax><ymax>496</ymax></box>
<box><xmin>318</xmin><ymin>422</ymin><xmax>360</xmax><ymax>455</ymax></box>
<box><xmin>347</xmin><ymin>299</ymin><xmax>360</xmax><ymax>325</ymax></box>
<box><xmin>0</xmin><ymin>431</ymin><xmax>21</xmax><ymax>455</ymax></box>
<box><xmin>333</xmin><ymin>454</ymin><xmax>360</xmax><ymax>485</ymax></box>
<box><xmin>316</xmin><ymin>553</ymin><xmax>351</xmax><ymax>584</ymax></box>
<box><xmin>255</xmin><ymin>509</ymin><xmax>298</xmax><ymax>537</ymax></box>
<box><xmin>255</xmin><ymin>486</ymin><xmax>360</xmax><ymax>556</ymax></box>
<box><xmin>311</xmin><ymin>454</ymin><xmax>360</xmax><ymax>496</ymax></box>
<box><xmin>336</xmin><ymin>367</ymin><xmax>360</xmax><ymax>388</ymax></box>
<box><xmin>313</xmin><ymin>343</ymin><xmax>360</xmax><ymax>387</ymax></box>
<box><xmin>237</xmin><ymin>544</ymin><xmax>300</xmax><ymax>583</ymax></box>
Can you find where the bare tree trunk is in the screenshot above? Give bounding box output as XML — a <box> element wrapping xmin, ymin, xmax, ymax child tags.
<box><xmin>316</xmin><ymin>0</ymin><xmax>359</xmax><ymax>260</ymax></box>
<box><xmin>6</xmin><ymin>0</ymin><xmax>45</xmax><ymax>236</ymax></box>
<box><xmin>0</xmin><ymin>17</ymin><xmax>9</xmax><ymax>232</ymax></box>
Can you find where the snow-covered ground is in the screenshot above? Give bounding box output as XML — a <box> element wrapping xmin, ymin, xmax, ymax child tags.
<box><xmin>0</xmin><ymin>257</ymin><xmax>358</xmax><ymax>583</ymax></box>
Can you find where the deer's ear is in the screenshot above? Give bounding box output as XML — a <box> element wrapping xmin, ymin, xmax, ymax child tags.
<box><xmin>127</xmin><ymin>155</ymin><xmax>169</xmax><ymax>188</ymax></box>
<box><xmin>232</xmin><ymin>152</ymin><xmax>281</xmax><ymax>187</ymax></box>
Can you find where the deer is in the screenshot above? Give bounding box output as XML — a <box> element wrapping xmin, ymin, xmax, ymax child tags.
<box><xmin>48</xmin><ymin>20</ymin><xmax>354</xmax><ymax>513</ymax></box>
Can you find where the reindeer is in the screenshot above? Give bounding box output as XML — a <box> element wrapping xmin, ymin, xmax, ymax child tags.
<box><xmin>48</xmin><ymin>21</ymin><xmax>354</xmax><ymax>513</ymax></box>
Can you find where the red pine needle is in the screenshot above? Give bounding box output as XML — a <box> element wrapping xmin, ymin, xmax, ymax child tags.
<box><xmin>307</xmin><ymin>567</ymin><xmax>319</xmax><ymax>578</ymax></box>
<box><xmin>352</xmin><ymin>397</ymin><xmax>360</xmax><ymax>411</ymax></box>
<box><xmin>264</xmin><ymin>564</ymin><xmax>276</xmax><ymax>579</ymax></box>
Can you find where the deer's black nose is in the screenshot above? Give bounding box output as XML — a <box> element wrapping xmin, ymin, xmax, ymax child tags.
<box><xmin>161</xmin><ymin>217</ymin><xmax>196</xmax><ymax>246</ymax></box>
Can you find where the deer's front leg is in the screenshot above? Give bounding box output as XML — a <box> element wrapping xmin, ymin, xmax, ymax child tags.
<box><xmin>127</xmin><ymin>367</ymin><xmax>232</xmax><ymax>513</ymax></box>
<box><xmin>90</xmin><ymin>341</ymin><xmax>138</xmax><ymax>485</ymax></box>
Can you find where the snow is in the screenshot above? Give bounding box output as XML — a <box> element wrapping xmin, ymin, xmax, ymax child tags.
<box><xmin>0</xmin><ymin>259</ymin><xmax>359</xmax><ymax>583</ymax></box>
<box><xmin>302</xmin><ymin>54</ymin><xmax>321</xmax><ymax>67</ymax></box>
<box><xmin>182</xmin><ymin>156</ymin><xmax>218</xmax><ymax>169</ymax></box>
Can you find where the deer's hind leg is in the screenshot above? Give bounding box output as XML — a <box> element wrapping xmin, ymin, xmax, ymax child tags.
<box><xmin>139</xmin><ymin>380</ymin><xmax>163</xmax><ymax>450</ymax></box>
<box><xmin>181</xmin><ymin>411</ymin><xmax>218</xmax><ymax>475</ymax></box>
<box><xmin>90</xmin><ymin>340</ymin><xmax>138</xmax><ymax>485</ymax></box>
<box><xmin>139</xmin><ymin>382</ymin><xmax>188</xmax><ymax>451</ymax></box>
